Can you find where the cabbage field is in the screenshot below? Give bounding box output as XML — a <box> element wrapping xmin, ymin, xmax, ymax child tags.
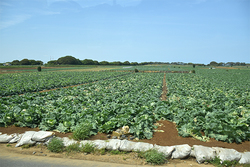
<box><xmin>0</xmin><ymin>66</ymin><xmax>249</xmax><ymax>143</ymax></box>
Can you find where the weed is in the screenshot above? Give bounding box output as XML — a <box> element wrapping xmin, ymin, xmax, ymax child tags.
<box><xmin>81</xmin><ymin>142</ymin><xmax>95</xmax><ymax>154</ymax></box>
<box><xmin>243</xmin><ymin>164</ymin><xmax>250</xmax><ymax>167</ymax></box>
<box><xmin>72</xmin><ymin>122</ymin><xmax>92</xmax><ymax>141</ymax></box>
<box><xmin>98</xmin><ymin>148</ymin><xmax>106</xmax><ymax>155</ymax></box>
<box><xmin>139</xmin><ymin>149</ymin><xmax>167</xmax><ymax>165</ymax></box>
<box><xmin>36</xmin><ymin>143</ymin><xmax>44</xmax><ymax>148</ymax></box>
<box><xmin>206</xmin><ymin>156</ymin><xmax>242</xmax><ymax>167</ymax></box>
<box><xmin>21</xmin><ymin>144</ymin><xmax>32</xmax><ymax>149</ymax></box>
<box><xmin>66</xmin><ymin>143</ymin><xmax>81</xmax><ymax>153</ymax></box>
<box><xmin>47</xmin><ymin>137</ymin><xmax>64</xmax><ymax>153</ymax></box>
<box><xmin>109</xmin><ymin>150</ymin><xmax>120</xmax><ymax>155</ymax></box>
<box><xmin>6</xmin><ymin>144</ymin><xmax>12</xmax><ymax>147</ymax></box>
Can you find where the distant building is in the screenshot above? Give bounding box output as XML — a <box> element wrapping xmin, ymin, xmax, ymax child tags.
<box><xmin>3</xmin><ymin>63</ymin><xmax>11</xmax><ymax>66</ymax></box>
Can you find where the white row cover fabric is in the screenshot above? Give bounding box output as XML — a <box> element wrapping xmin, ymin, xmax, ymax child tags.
<box><xmin>106</xmin><ymin>139</ymin><xmax>121</xmax><ymax>150</ymax></box>
<box><xmin>0</xmin><ymin>131</ymin><xmax>249</xmax><ymax>164</ymax></box>
<box><xmin>61</xmin><ymin>137</ymin><xmax>78</xmax><ymax>147</ymax></box>
<box><xmin>154</xmin><ymin>144</ymin><xmax>175</xmax><ymax>158</ymax></box>
<box><xmin>212</xmin><ymin>147</ymin><xmax>242</xmax><ymax>163</ymax></box>
<box><xmin>193</xmin><ymin>145</ymin><xmax>216</xmax><ymax>164</ymax></box>
<box><xmin>0</xmin><ymin>134</ymin><xmax>15</xmax><ymax>143</ymax></box>
<box><xmin>171</xmin><ymin>144</ymin><xmax>191</xmax><ymax>159</ymax></box>
<box><xmin>239</xmin><ymin>152</ymin><xmax>250</xmax><ymax>164</ymax></box>
<box><xmin>92</xmin><ymin>140</ymin><xmax>107</xmax><ymax>149</ymax></box>
<box><xmin>32</xmin><ymin>131</ymin><xmax>55</xmax><ymax>142</ymax></box>
<box><xmin>9</xmin><ymin>133</ymin><xmax>23</xmax><ymax>143</ymax></box>
<box><xmin>15</xmin><ymin>131</ymin><xmax>37</xmax><ymax>147</ymax></box>
<box><xmin>132</xmin><ymin>142</ymin><xmax>154</xmax><ymax>152</ymax></box>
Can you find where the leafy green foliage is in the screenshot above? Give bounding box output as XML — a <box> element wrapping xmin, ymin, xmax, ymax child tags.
<box><xmin>139</xmin><ymin>149</ymin><xmax>167</xmax><ymax>165</ymax></box>
<box><xmin>206</xmin><ymin>156</ymin><xmax>241</xmax><ymax>167</ymax></box>
<box><xmin>65</xmin><ymin>143</ymin><xmax>81</xmax><ymax>153</ymax></box>
<box><xmin>81</xmin><ymin>142</ymin><xmax>95</xmax><ymax>153</ymax></box>
<box><xmin>108</xmin><ymin>150</ymin><xmax>127</xmax><ymax>155</ymax></box>
<box><xmin>37</xmin><ymin>66</ymin><xmax>41</xmax><ymax>72</ymax></box>
<box><xmin>163</xmin><ymin>69</ymin><xmax>250</xmax><ymax>143</ymax></box>
<box><xmin>0</xmin><ymin>73</ymin><xmax>163</xmax><ymax>139</ymax></box>
<box><xmin>0</xmin><ymin>71</ymin><xmax>126</xmax><ymax>96</ymax></box>
<box><xmin>47</xmin><ymin>138</ymin><xmax>64</xmax><ymax>153</ymax></box>
<box><xmin>72</xmin><ymin>122</ymin><xmax>92</xmax><ymax>140</ymax></box>
<box><xmin>57</xmin><ymin>55</ymin><xmax>82</xmax><ymax>65</ymax></box>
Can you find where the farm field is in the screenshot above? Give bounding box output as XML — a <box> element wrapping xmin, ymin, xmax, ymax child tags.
<box><xmin>0</xmin><ymin>65</ymin><xmax>117</xmax><ymax>74</ymax></box>
<box><xmin>0</xmin><ymin>71</ymin><xmax>129</xmax><ymax>96</ymax></box>
<box><xmin>115</xmin><ymin>65</ymin><xmax>186</xmax><ymax>71</ymax></box>
<box><xmin>0</xmin><ymin>65</ymin><xmax>250</xmax><ymax>153</ymax></box>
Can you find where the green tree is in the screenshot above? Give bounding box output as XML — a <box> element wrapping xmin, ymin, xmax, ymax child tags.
<box><xmin>20</xmin><ymin>59</ymin><xmax>31</xmax><ymax>65</ymax></box>
<box><xmin>123</xmin><ymin>61</ymin><xmax>130</xmax><ymax>65</ymax></box>
<box><xmin>99</xmin><ymin>61</ymin><xmax>109</xmax><ymax>65</ymax></box>
<box><xmin>11</xmin><ymin>60</ymin><xmax>20</xmax><ymax>65</ymax></box>
<box><xmin>209</xmin><ymin>61</ymin><xmax>218</xmax><ymax>66</ymax></box>
<box><xmin>57</xmin><ymin>56</ymin><xmax>82</xmax><ymax>65</ymax></box>
<box><xmin>218</xmin><ymin>62</ymin><xmax>225</xmax><ymax>66</ymax></box>
<box><xmin>36</xmin><ymin>60</ymin><xmax>43</xmax><ymax>65</ymax></box>
<box><xmin>47</xmin><ymin>60</ymin><xmax>57</xmax><ymax>65</ymax></box>
<box><xmin>110</xmin><ymin>61</ymin><xmax>121</xmax><ymax>65</ymax></box>
<box><xmin>93</xmin><ymin>60</ymin><xmax>99</xmax><ymax>65</ymax></box>
<box><xmin>29</xmin><ymin>60</ymin><xmax>37</xmax><ymax>65</ymax></box>
<box><xmin>82</xmin><ymin>59</ymin><xmax>95</xmax><ymax>65</ymax></box>
<box><xmin>130</xmin><ymin>62</ymin><xmax>138</xmax><ymax>66</ymax></box>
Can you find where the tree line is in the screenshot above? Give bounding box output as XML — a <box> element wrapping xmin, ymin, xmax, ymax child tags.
<box><xmin>46</xmin><ymin>56</ymin><xmax>139</xmax><ymax>66</ymax></box>
<box><xmin>2</xmin><ymin>56</ymin><xmax>249</xmax><ymax>66</ymax></box>
<box><xmin>7</xmin><ymin>59</ymin><xmax>43</xmax><ymax>65</ymax></box>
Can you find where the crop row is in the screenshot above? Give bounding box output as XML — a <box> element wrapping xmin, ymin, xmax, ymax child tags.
<box><xmin>163</xmin><ymin>70</ymin><xmax>250</xmax><ymax>143</ymax></box>
<box><xmin>0</xmin><ymin>71</ymin><xmax>129</xmax><ymax>96</ymax></box>
<box><xmin>0</xmin><ymin>73</ymin><xmax>165</xmax><ymax>139</ymax></box>
<box><xmin>116</xmin><ymin>65</ymin><xmax>185</xmax><ymax>71</ymax></box>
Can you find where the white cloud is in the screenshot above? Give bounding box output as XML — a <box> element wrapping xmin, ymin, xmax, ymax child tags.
<box><xmin>0</xmin><ymin>14</ymin><xmax>31</xmax><ymax>30</ymax></box>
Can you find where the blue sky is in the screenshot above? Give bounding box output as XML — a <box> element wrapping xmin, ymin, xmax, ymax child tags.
<box><xmin>0</xmin><ymin>0</ymin><xmax>249</xmax><ymax>64</ymax></box>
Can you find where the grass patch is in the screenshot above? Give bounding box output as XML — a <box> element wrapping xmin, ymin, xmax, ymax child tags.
<box><xmin>47</xmin><ymin>138</ymin><xmax>64</xmax><ymax>153</ymax></box>
<box><xmin>72</xmin><ymin>122</ymin><xmax>92</xmax><ymax>141</ymax></box>
<box><xmin>66</xmin><ymin>143</ymin><xmax>81</xmax><ymax>153</ymax></box>
<box><xmin>138</xmin><ymin>149</ymin><xmax>167</xmax><ymax>165</ymax></box>
<box><xmin>205</xmin><ymin>156</ymin><xmax>248</xmax><ymax>167</ymax></box>
<box><xmin>108</xmin><ymin>150</ymin><xmax>127</xmax><ymax>155</ymax></box>
<box><xmin>21</xmin><ymin>144</ymin><xmax>32</xmax><ymax>149</ymax></box>
<box><xmin>97</xmin><ymin>148</ymin><xmax>106</xmax><ymax>155</ymax></box>
<box><xmin>81</xmin><ymin>142</ymin><xmax>95</xmax><ymax>154</ymax></box>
